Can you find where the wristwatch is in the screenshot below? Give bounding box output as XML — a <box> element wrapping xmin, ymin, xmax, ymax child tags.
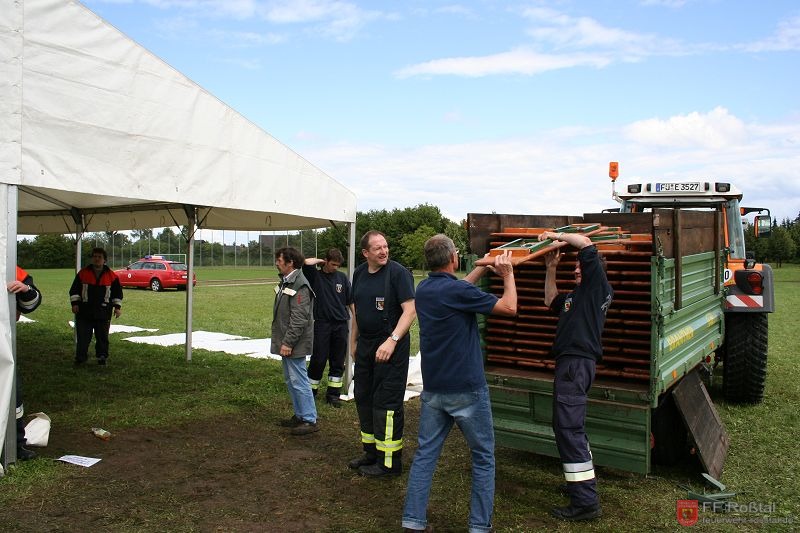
<box><xmin>390</xmin><ymin>333</ymin><xmax>400</xmax><ymax>342</ymax></box>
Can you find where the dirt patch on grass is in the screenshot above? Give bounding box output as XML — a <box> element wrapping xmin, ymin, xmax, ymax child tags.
<box><xmin>4</xmin><ymin>403</ymin><xmax>419</xmax><ymax>533</ymax></box>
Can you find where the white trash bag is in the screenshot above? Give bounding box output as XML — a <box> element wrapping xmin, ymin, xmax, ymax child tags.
<box><xmin>24</xmin><ymin>412</ymin><xmax>51</xmax><ymax>447</ymax></box>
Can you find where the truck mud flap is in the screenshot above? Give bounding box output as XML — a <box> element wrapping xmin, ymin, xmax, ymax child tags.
<box><xmin>671</xmin><ymin>369</ymin><xmax>729</xmax><ymax>479</ymax></box>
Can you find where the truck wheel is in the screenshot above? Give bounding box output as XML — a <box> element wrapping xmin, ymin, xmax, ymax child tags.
<box><xmin>723</xmin><ymin>313</ymin><xmax>768</xmax><ymax>404</ymax></box>
<box><xmin>651</xmin><ymin>394</ymin><xmax>688</xmax><ymax>465</ymax></box>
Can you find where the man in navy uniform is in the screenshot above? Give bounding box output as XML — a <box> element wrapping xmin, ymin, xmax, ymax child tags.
<box><xmin>540</xmin><ymin>230</ymin><xmax>613</xmax><ymax>521</ymax></box>
<box><xmin>303</xmin><ymin>248</ymin><xmax>353</xmax><ymax>407</ymax></box>
<box><xmin>348</xmin><ymin>230</ymin><xmax>416</xmax><ymax>477</ymax></box>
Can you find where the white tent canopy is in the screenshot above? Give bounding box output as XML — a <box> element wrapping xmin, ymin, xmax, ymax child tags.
<box><xmin>1</xmin><ymin>0</ymin><xmax>357</xmax><ymax>468</ymax></box>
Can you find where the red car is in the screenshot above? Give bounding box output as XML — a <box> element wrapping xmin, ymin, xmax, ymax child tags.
<box><xmin>115</xmin><ymin>256</ymin><xmax>197</xmax><ymax>292</ymax></box>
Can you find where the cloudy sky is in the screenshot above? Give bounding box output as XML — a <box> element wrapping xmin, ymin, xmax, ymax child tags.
<box><xmin>83</xmin><ymin>0</ymin><xmax>800</xmax><ymax>224</ymax></box>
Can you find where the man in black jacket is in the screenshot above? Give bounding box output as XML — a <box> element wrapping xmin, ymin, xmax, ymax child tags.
<box><xmin>303</xmin><ymin>248</ymin><xmax>353</xmax><ymax>407</ymax></box>
<box><xmin>540</xmin><ymin>230</ymin><xmax>613</xmax><ymax>521</ymax></box>
<box><xmin>69</xmin><ymin>248</ymin><xmax>123</xmax><ymax>366</ymax></box>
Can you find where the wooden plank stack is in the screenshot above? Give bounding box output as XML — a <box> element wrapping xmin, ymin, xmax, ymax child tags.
<box><xmin>482</xmin><ymin>224</ymin><xmax>654</xmax><ymax>382</ymax></box>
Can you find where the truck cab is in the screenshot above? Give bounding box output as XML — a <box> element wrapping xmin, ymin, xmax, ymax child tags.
<box><xmin>613</xmin><ymin>180</ymin><xmax>774</xmax><ymax>404</ymax></box>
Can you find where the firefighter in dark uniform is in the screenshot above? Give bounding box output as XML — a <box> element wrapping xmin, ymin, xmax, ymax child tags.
<box><xmin>348</xmin><ymin>230</ymin><xmax>416</xmax><ymax>477</ymax></box>
<box><xmin>69</xmin><ymin>248</ymin><xmax>123</xmax><ymax>365</ymax></box>
<box><xmin>7</xmin><ymin>266</ymin><xmax>42</xmax><ymax>460</ymax></box>
<box><xmin>302</xmin><ymin>248</ymin><xmax>354</xmax><ymax>407</ymax></box>
<box><xmin>541</xmin><ymin>230</ymin><xmax>613</xmax><ymax>521</ymax></box>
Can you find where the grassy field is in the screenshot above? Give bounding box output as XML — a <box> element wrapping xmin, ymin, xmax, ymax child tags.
<box><xmin>1</xmin><ymin>264</ymin><xmax>798</xmax><ymax>531</ymax></box>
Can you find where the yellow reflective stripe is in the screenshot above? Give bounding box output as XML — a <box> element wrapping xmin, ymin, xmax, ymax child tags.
<box><xmin>383</xmin><ymin>410</ymin><xmax>396</xmax><ymax>467</ymax></box>
<box><xmin>375</xmin><ymin>439</ymin><xmax>403</xmax><ymax>452</ymax></box>
<box><xmin>327</xmin><ymin>379</ymin><xmax>343</xmax><ymax>388</ymax></box>
<box><xmin>360</xmin><ymin>431</ymin><xmax>375</xmax><ymax>444</ymax></box>
<box><xmin>385</xmin><ymin>410</ymin><xmax>395</xmax><ymax>442</ymax></box>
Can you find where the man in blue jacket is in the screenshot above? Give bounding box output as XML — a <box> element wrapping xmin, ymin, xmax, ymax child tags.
<box><xmin>402</xmin><ymin>235</ymin><xmax>517</xmax><ymax>533</ymax></box>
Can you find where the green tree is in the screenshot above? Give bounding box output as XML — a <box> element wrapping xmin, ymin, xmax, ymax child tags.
<box><xmin>399</xmin><ymin>225</ymin><xmax>437</xmax><ymax>270</ymax></box>
<box><xmin>767</xmin><ymin>227</ymin><xmax>796</xmax><ymax>267</ymax></box>
<box><xmin>28</xmin><ymin>234</ymin><xmax>75</xmax><ymax>268</ymax></box>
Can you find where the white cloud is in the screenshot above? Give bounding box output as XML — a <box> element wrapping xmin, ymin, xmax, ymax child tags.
<box><xmin>396</xmin><ymin>7</ymin><xmax>691</xmax><ymax>78</ymax></box>
<box><xmin>207</xmin><ymin>29</ymin><xmax>286</xmax><ymax>47</ymax></box>
<box><xmin>623</xmin><ymin>107</ymin><xmax>748</xmax><ymax>149</ymax></box>
<box><xmin>99</xmin><ymin>0</ymin><xmax>387</xmax><ymax>41</ymax></box>
<box><xmin>395</xmin><ymin>47</ymin><xmax>611</xmax><ymax>78</ymax></box>
<box><xmin>742</xmin><ymin>15</ymin><xmax>800</xmax><ymax>52</ymax></box>
<box><xmin>303</xmin><ymin>109</ymin><xmax>800</xmax><ymax>223</ymax></box>
<box><xmin>434</xmin><ymin>5</ymin><xmax>475</xmax><ymax>18</ymax></box>
<box><xmin>257</xmin><ymin>0</ymin><xmax>387</xmax><ymax>41</ymax></box>
<box><xmin>143</xmin><ymin>0</ymin><xmax>259</xmax><ymax>19</ymax></box>
<box><xmin>639</xmin><ymin>0</ymin><xmax>688</xmax><ymax>8</ymax></box>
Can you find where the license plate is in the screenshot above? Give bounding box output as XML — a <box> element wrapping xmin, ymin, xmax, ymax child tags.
<box><xmin>654</xmin><ymin>182</ymin><xmax>701</xmax><ymax>193</ymax></box>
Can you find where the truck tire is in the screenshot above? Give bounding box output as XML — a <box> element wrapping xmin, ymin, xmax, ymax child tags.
<box><xmin>723</xmin><ymin>313</ymin><xmax>768</xmax><ymax>404</ymax></box>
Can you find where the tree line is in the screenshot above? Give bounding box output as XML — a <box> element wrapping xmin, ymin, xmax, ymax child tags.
<box><xmin>16</xmin><ymin>206</ymin><xmax>800</xmax><ymax>271</ymax></box>
<box><xmin>16</xmin><ymin>204</ymin><xmax>469</xmax><ymax>271</ymax></box>
<box><xmin>743</xmin><ymin>214</ymin><xmax>800</xmax><ymax>268</ymax></box>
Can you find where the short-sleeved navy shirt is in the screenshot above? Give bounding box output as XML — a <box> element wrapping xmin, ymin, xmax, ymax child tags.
<box><xmin>302</xmin><ymin>264</ymin><xmax>352</xmax><ymax>322</ymax></box>
<box><xmin>416</xmin><ymin>272</ymin><xmax>498</xmax><ymax>393</ymax></box>
<box><xmin>550</xmin><ymin>245</ymin><xmax>613</xmax><ymax>361</ymax></box>
<box><xmin>352</xmin><ymin>260</ymin><xmax>415</xmax><ymax>337</ymax></box>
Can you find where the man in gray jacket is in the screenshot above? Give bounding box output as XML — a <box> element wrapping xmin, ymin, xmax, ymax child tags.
<box><xmin>271</xmin><ymin>247</ymin><xmax>319</xmax><ymax>435</ymax></box>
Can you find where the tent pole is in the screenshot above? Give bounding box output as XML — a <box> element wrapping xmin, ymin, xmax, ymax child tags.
<box><xmin>343</xmin><ymin>221</ymin><xmax>357</xmax><ymax>398</ymax></box>
<box><xmin>184</xmin><ymin>207</ymin><xmax>196</xmax><ymax>361</ymax></box>
<box><xmin>73</xmin><ymin>215</ymin><xmax>84</xmax><ymax>362</ymax></box>
<box><xmin>2</xmin><ymin>185</ymin><xmax>20</xmax><ymax>469</ymax></box>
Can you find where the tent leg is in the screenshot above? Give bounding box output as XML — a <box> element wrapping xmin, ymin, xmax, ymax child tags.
<box><xmin>2</xmin><ymin>185</ymin><xmax>19</xmax><ymax>469</ymax></box>
<box><xmin>185</xmin><ymin>207</ymin><xmax>196</xmax><ymax>362</ymax></box>
<box><xmin>343</xmin><ymin>222</ymin><xmax>357</xmax><ymax>398</ymax></box>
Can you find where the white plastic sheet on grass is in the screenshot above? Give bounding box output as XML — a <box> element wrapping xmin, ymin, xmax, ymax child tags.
<box><xmin>124</xmin><ymin>330</ymin><xmax>424</xmax><ymax>401</ymax></box>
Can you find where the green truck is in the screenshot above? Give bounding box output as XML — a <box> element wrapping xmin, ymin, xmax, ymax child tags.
<box><xmin>468</xmin><ymin>180</ymin><xmax>773</xmax><ymax>476</ymax></box>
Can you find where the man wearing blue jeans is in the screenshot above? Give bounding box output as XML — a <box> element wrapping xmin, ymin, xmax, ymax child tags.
<box><xmin>271</xmin><ymin>247</ymin><xmax>319</xmax><ymax>436</ymax></box>
<box><xmin>402</xmin><ymin>235</ymin><xmax>517</xmax><ymax>533</ymax></box>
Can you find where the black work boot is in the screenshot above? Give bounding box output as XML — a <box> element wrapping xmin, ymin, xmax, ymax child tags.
<box><xmin>551</xmin><ymin>502</ymin><xmax>602</xmax><ymax>521</ymax></box>
<box><xmin>348</xmin><ymin>453</ymin><xmax>376</xmax><ymax>469</ymax></box>
<box><xmin>17</xmin><ymin>446</ymin><xmax>37</xmax><ymax>461</ymax></box>
<box><xmin>325</xmin><ymin>394</ymin><xmax>342</xmax><ymax>408</ymax></box>
<box><xmin>358</xmin><ymin>463</ymin><xmax>401</xmax><ymax>477</ymax></box>
<box><xmin>348</xmin><ymin>442</ymin><xmax>376</xmax><ymax>469</ymax></box>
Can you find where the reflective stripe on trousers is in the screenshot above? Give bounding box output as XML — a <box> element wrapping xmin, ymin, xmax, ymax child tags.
<box><xmin>376</xmin><ymin>410</ymin><xmax>403</xmax><ymax>468</ymax></box>
<box><xmin>563</xmin><ymin>459</ymin><xmax>595</xmax><ymax>482</ymax></box>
